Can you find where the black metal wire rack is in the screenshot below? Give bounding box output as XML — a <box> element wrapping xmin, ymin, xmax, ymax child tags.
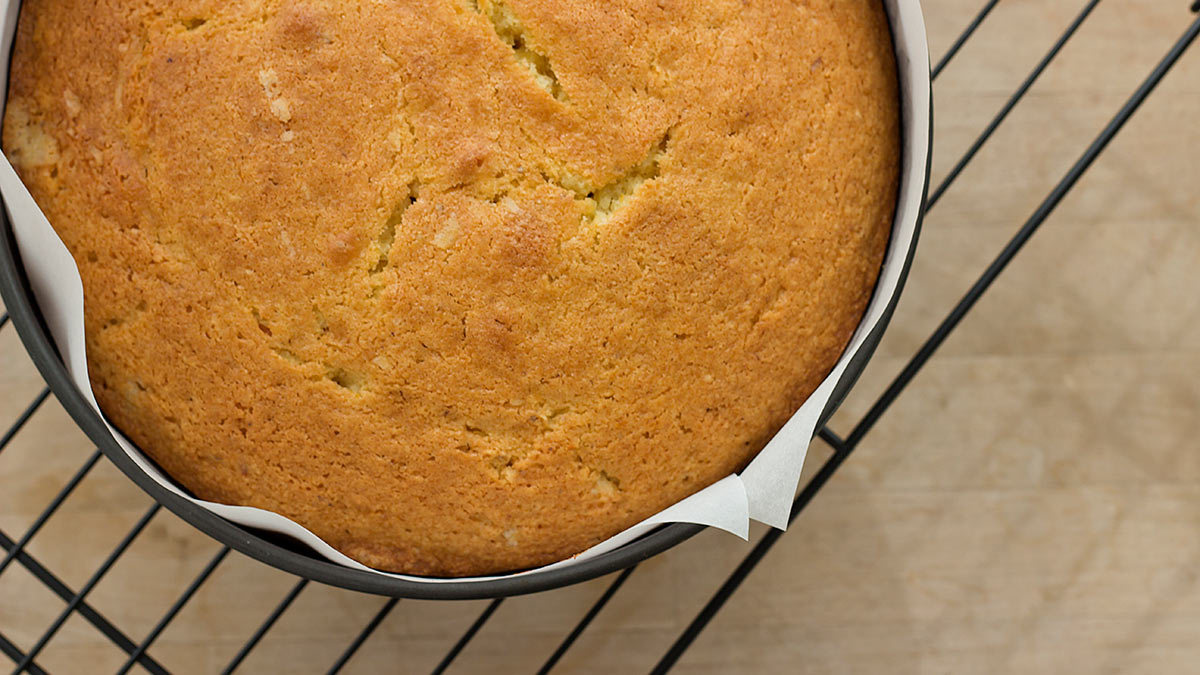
<box><xmin>2</xmin><ymin>1</ymin><xmax>1199</xmax><ymax>673</ymax></box>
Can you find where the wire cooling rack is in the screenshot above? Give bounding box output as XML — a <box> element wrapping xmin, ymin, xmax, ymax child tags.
<box><xmin>2</xmin><ymin>1</ymin><xmax>1199</xmax><ymax>673</ymax></box>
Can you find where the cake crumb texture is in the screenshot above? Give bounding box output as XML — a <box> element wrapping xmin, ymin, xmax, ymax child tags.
<box><xmin>3</xmin><ymin>0</ymin><xmax>899</xmax><ymax>576</ymax></box>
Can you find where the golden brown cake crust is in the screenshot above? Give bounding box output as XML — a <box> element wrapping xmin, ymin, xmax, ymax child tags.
<box><xmin>4</xmin><ymin>0</ymin><xmax>899</xmax><ymax>575</ymax></box>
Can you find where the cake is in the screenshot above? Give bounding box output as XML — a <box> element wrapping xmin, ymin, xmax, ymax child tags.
<box><xmin>3</xmin><ymin>0</ymin><xmax>900</xmax><ymax>576</ymax></box>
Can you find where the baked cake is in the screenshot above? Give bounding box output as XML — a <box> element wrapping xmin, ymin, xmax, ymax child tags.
<box><xmin>3</xmin><ymin>0</ymin><xmax>900</xmax><ymax>575</ymax></box>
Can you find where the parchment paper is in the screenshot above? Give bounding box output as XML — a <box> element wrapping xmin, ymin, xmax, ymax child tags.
<box><xmin>0</xmin><ymin>0</ymin><xmax>929</xmax><ymax>583</ymax></box>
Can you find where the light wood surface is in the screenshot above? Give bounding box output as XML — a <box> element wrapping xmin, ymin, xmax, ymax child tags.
<box><xmin>2</xmin><ymin>1</ymin><xmax>1199</xmax><ymax>673</ymax></box>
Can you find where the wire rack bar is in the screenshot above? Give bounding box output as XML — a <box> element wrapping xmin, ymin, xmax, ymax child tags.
<box><xmin>113</xmin><ymin>546</ymin><xmax>231</xmax><ymax>675</ymax></box>
<box><xmin>219</xmin><ymin>578</ymin><xmax>310</xmax><ymax>675</ymax></box>
<box><xmin>931</xmin><ymin>0</ymin><xmax>1000</xmax><ymax>79</ymax></box>
<box><xmin>927</xmin><ymin>0</ymin><xmax>1103</xmax><ymax>208</ymax></box>
<box><xmin>0</xmin><ymin>389</ymin><xmax>50</xmax><ymax>458</ymax></box>
<box><xmin>0</xmin><ymin>313</ymin><xmax>9</xmax><ymax>332</ymax></box>
<box><xmin>536</xmin><ymin>566</ymin><xmax>638</xmax><ymax>675</ymax></box>
<box><xmin>0</xmin><ymin>637</ymin><xmax>42</xmax><ymax>675</ymax></box>
<box><xmin>646</xmin><ymin>12</ymin><xmax>1200</xmax><ymax>672</ymax></box>
<box><xmin>325</xmin><ymin>598</ymin><xmax>399</xmax><ymax>675</ymax></box>
<box><xmin>0</xmin><ymin>449</ymin><xmax>101</xmax><ymax>578</ymax></box>
<box><xmin>843</xmin><ymin>6</ymin><xmax>1200</xmax><ymax>453</ymax></box>
<box><xmin>430</xmin><ymin>598</ymin><xmax>504</xmax><ymax>675</ymax></box>
<box><xmin>0</xmin><ymin>529</ymin><xmax>169</xmax><ymax>675</ymax></box>
<box><xmin>11</xmin><ymin>503</ymin><xmax>161</xmax><ymax>673</ymax></box>
<box><xmin>815</xmin><ymin>426</ymin><xmax>846</xmax><ymax>453</ymax></box>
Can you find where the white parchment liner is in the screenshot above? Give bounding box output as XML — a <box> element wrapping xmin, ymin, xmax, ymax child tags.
<box><xmin>0</xmin><ymin>0</ymin><xmax>929</xmax><ymax>583</ymax></box>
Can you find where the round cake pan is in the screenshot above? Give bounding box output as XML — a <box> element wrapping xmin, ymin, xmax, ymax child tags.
<box><xmin>0</xmin><ymin>0</ymin><xmax>930</xmax><ymax>599</ymax></box>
